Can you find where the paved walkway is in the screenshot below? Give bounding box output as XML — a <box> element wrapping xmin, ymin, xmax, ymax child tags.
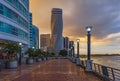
<box><xmin>0</xmin><ymin>59</ymin><xmax>103</xmax><ymax>81</ymax></box>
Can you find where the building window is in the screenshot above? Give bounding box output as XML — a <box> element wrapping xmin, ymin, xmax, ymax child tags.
<box><xmin>6</xmin><ymin>0</ymin><xmax>29</xmax><ymax>18</ymax></box>
<box><xmin>0</xmin><ymin>3</ymin><xmax>29</xmax><ymax>29</ymax></box>
<box><xmin>0</xmin><ymin>21</ymin><xmax>28</xmax><ymax>40</ymax></box>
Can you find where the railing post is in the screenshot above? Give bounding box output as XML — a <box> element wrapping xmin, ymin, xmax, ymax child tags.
<box><xmin>98</xmin><ymin>64</ymin><xmax>101</xmax><ymax>74</ymax></box>
<box><xmin>94</xmin><ymin>63</ymin><xmax>96</xmax><ymax>72</ymax></box>
<box><xmin>102</xmin><ymin>66</ymin><xmax>108</xmax><ymax>77</ymax></box>
<box><xmin>111</xmin><ymin>68</ymin><xmax>115</xmax><ymax>81</ymax></box>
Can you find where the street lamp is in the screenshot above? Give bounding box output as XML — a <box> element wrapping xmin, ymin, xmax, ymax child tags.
<box><xmin>19</xmin><ymin>43</ymin><xmax>22</xmax><ymax>65</ymax></box>
<box><xmin>69</xmin><ymin>46</ymin><xmax>73</xmax><ymax>61</ymax></box>
<box><xmin>76</xmin><ymin>39</ymin><xmax>80</xmax><ymax>65</ymax></box>
<box><xmin>72</xmin><ymin>45</ymin><xmax>75</xmax><ymax>57</ymax></box>
<box><xmin>71</xmin><ymin>46</ymin><xmax>73</xmax><ymax>57</ymax></box>
<box><xmin>72</xmin><ymin>45</ymin><xmax>76</xmax><ymax>63</ymax></box>
<box><xmin>32</xmin><ymin>46</ymin><xmax>35</xmax><ymax>49</ymax></box>
<box><xmin>86</xmin><ymin>26</ymin><xmax>92</xmax><ymax>72</ymax></box>
<box><xmin>86</xmin><ymin>26</ymin><xmax>92</xmax><ymax>60</ymax></box>
<box><xmin>76</xmin><ymin>39</ymin><xmax>80</xmax><ymax>58</ymax></box>
<box><xmin>69</xmin><ymin>48</ymin><xmax>71</xmax><ymax>58</ymax></box>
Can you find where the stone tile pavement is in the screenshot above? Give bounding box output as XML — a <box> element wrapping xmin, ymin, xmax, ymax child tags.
<box><xmin>0</xmin><ymin>59</ymin><xmax>103</xmax><ymax>81</ymax></box>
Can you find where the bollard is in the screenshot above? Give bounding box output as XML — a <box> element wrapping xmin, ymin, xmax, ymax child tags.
<box><xmin>0</xmin><ymin>62</ymin><xmax>2</xmax><ymax>72</ymax></box>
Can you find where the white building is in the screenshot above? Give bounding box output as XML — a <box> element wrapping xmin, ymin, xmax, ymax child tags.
<box><xmin>0</xmin><ymin>0</ymin><xmax>30</xmax><ymax>52</ymax></box>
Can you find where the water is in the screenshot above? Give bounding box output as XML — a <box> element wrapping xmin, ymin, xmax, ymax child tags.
<box><xmin>91</xmin><ymin>56</ymin><xmax>120</xmax><ymax>69</ymax></box>
<box><xmin>81</xmin><ymin>56</ymin><xmax>120</xmax><ymax>81</ymax></box>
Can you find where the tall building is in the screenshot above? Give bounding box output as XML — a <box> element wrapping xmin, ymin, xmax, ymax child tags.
<box><xmin>29</xmin><ymin>13</ymin><xmax>32</xmax><ymax>48</ymax></box>
<box><xmin>63</xmin><ymin>37</ymin><xmax>69</xmax><ymax>51</ymax></box>
<box><xmin>40</xmin><ymin>34</ymin><xmax>50</xmax><ymax>51</ymax></box>
<box><xmin>29</xmin><ymin>25</ymin><xmax>39</xmax><ymax>49</ymax></box>
<box><xmin>29</xmin><ymin>13</ymin><xmax>39</xmax><ymax>49</ymax></box>
<box><xmin>51</xmin><ymin>8</ymin><xmax>63</xmax><ymax>54</ymax></box>
<box><xmin>0</xmin><ymin>0</ymin><xmax>30</xmax><ymax>52</ymax></box>
<box><xmin>69</xmin><ymin>41</ymin><xmax>74</xmax><ymax>49</ymax></box>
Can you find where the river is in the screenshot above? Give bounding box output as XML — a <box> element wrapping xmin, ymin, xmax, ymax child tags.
<box><xmin>89</xmin><ymin>56</ymin><xmax>120</xmax><ymax>69</ymax></box>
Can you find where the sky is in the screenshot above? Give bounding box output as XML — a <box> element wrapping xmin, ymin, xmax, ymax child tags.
<box><xmin>30</xmin><ymin>0</ymin><xmax>120</xmax><ymax>54</ymax></box>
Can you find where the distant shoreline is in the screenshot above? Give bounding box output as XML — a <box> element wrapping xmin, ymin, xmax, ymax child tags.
<box><xmin>80</xmin><ymin>54</ymin><xmax>120</xmax><ymax>58</ymax></box>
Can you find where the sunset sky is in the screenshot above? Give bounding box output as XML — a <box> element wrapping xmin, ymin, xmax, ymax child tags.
<box><xmin>30</xmin><ymin>0</ymin><xmax>120</xmax><ymax>54</ymax></box>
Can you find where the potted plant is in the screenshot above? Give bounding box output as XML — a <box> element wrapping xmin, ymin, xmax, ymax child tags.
<box><xmin>46</xmin><ymin>51</ymin><xmax>52</xmax><ymax>60</ymax></box>
<box><xmin>59</xmin><ymin>50</ymin><xmax>67</xmax><ymax>57</ymax></box>
<box><xmin>42</xmin><ymin>51</ymin><xmax>47</xmax><ymax>61</ymax></box>
<box><xmin>26</xmin><ymin>48</ymin><xmax>34</xmax><ymax>64</ymax></box>
<box><xmin>26</xmin><ymin>57</ymin><xmax>34</xmax><ymax>64</ymax></box>
<box><xmin>34</xmin><ymin>49</ymin><xmax>42</xmax><ymax>62</ymax></box>
<box><xmin>50</xmin><ymin>52</ymin><xmax>55</xmax><ymax>59</ymax></box>
<box><xmin>3</xmin><ymin>42</ymin><xmax>21</xmax><ymax>69</ymax></box>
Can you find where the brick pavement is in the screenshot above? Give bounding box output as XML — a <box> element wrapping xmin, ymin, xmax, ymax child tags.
<box><xmin>10</xmin><ymin>59</ymin><xmax>103</xmax><ymax>81</ymax></box>
<box><xmin>0</xmin><ymin>61</ymin><xmax>42</xmax><ymax>81</ymax></box>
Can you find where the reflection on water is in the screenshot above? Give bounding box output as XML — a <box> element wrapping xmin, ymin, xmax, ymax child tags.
<box><xmin>91</xmin><ymin>56</ymin><xmax>120</xmax><ymax>69</ymax></box>
<box><xmin>81</xmin><ymin>56</ymin><xmax>120</xmax><ymax>69</ymax></box>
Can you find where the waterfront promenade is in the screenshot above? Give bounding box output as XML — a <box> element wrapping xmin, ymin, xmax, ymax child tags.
<box><xmin>0</xmin><ymin>59</ymin><xmax>102</xmax><ymax>81</ymax></box>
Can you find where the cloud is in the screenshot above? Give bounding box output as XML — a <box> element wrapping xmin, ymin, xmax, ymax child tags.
<box><xmin>30</xmin><ymin>0</ymin><xmax>120</xmax><ymax>54</ymax></box>
<box><xmin>64</xmin><ymin>0</ymin><xmax>120</xmax><ymax>39</ymax></box>
<box><xmin>30</xmin><ymin>0</ymin><xmax>120</xmax><ymax>38</ymax></box>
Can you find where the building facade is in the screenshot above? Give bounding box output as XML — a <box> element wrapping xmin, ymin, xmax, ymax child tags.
<box><xmin>40</xmin><ymin>34</ymin><xmax>50</xmax><ymax>51</ymax></box>
<box><xmin>0</xmin><ymin>0</ymin><xmax>30</xmax><ymax>52</ymax></box>
<box><xmin>51</xmin><ymin>8</ymin><xmax>63</xmax><ymax>54</ymax></box>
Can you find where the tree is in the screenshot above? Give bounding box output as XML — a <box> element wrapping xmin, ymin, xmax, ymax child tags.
<box><xmin>26</xmin><ymin>48</ymin><xmax>35</xmax><ymax>57</ymax></box>
<box><xmin>34</xmin><ymin>49</ymin><xmax>42</xmax><ymax>57</ymax></box>
<box><xmin>3</xmin><ymin>42</ymin><xmax>21</xmax><ymax>60</ymax></box>
<box><xmin>51</xmin><ymin>53</ymin><xmax>55</xmax><ymax>57</ymax></box>
<box><xmin>59</xmin><ymin>50</ymin><xmax>67</xmax><ymax>56</ymax></box>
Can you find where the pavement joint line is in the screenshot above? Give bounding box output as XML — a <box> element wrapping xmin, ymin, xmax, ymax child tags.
<box><xmin>0</xmin><ymin>62</ymin><xmax>44</xmax><ymax>81</ymax></box>
<box><xmin>1</xmin><ymin>59</ymin><xmax>102</xmax><ymax>81</ymax></box>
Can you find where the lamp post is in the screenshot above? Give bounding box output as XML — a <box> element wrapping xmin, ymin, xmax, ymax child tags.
<box><xmin>76</xmin><ymin>39</ymin><xmax>80</xmax><ymax>65</ymax></box>
<box><xmin>71</xmin><ymin>46</ymin><xmax>73</xmax><ymax>57</ymax></box>
<box><xmin>72</xmin><ymin>45</ymin><xmax>75</xmax><ymax>57</ymax></box>
<box><xmin>69</xmin><ymin>48</ymin><xmax>71</xmax><ymax>59</ymax></box>
<box><xmin>70</xmin><ymin>46</ymin><xmax>73</xmax><ymax>60</ymax></box>
<box><xmin>72</xmin><ymin>45</ymin><xmax>76</xmax><ymax>63</ymax></box>
<box><xmin>32</xmin><ymin>46</ymin><xmax>35</xmax><ymax>49</ymax></box>
<box><xmin>19</xmin><ymin>43</ymin><xmax>22</xmax><ymax>65</ymax></box>
<box><xmin>86</xmin><ymin>26</ymin><xmax>92</xmax><ymax>71</ymax></box>
<box><xmin>77</xmin><ymin>39</ymin><xmax>80</xmax><ymax>58</ymax></box>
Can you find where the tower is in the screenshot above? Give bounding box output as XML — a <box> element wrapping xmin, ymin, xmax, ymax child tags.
<box><xmin>51</xmin><ymin>8</ymin><xmax>63</xmax><ymax>54</ymax></box>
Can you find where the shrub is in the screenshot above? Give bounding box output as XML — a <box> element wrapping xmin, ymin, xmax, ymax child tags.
<box><xmin>59</xmin><ymin>50</ymin><xmax>67</xmax><ymax>56</ymax></box>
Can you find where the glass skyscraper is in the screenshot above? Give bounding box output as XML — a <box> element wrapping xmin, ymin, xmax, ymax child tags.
<box><xmin>51</xmin><ymin>8</ymin><xmax>63</xmax><ymax>54</ymax></box>
<box><xmin>0</xmin><ymin>0</ymin><xmax>30</xmax><ymax>52</ymax></box>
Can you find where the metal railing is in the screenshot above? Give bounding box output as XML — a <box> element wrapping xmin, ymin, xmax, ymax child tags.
<box><xmin>80</xmin><ymin>60</ymin><xmax>120</xmax><ymax>81</ymax></box>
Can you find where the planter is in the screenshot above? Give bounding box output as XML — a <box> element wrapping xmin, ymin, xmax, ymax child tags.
<box><xmin>47</xmin><ymin>57</ymin><xmax>50</xmax><ymax>60</ymax></box>
<box><xmin>36</xmin><ymin>58</ymin><xmax>42</xmax><ymax>62</ymax></box>
<box><xmin>26</xmin><ymin>59</ymin><xmax>34</xmax><ymax>64</ymax></box>
<box><xmin>43</xmin><ymin>57</ymin><xmax>47</xmax><ymax>61</ymax></box>
<box><xmin>8</xmin><ymin>61</ymin><xmax>17</xmax><ymax>69</ymax></box>
<box><xmin>48</xmin><ymin>57</ymin><xmax>52</xmax><ymax>60</ymax></box>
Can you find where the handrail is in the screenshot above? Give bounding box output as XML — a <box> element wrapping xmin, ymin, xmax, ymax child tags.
<box><xmin>80</xmin><ymin>60</ymin><xmax>120</xmax><ymax>81</ymax></box>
